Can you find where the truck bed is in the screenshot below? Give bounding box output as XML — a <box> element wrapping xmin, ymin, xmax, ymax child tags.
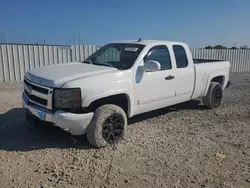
<box><xmin>193</xmin><ymin>59</ymin><xmax>224</xmax><ymax>64</ymax></box>
<box><xmin>191</xmin><ymin>60</ymin><xmax>230</xmax><ymax>99</ymax></box>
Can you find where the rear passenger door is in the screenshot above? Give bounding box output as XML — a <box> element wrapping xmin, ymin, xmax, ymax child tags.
<box><xmin>172</xmin><ymin>45</ymin><xmax>195</xmax><ymax>100</ymax></box>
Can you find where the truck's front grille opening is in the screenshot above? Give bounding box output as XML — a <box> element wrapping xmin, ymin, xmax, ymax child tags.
<box><xmin>25</xmin><ymin>91</ymin><xmax>48</xmax><ymax>106</ymax></box>
<box><xmin>24</xmin><ymin>79</ymin><xmax>49</xmax><ymax>94</ymax></box>
<box><xmin>24</xmin><ymin>78</ymin><xmax>51</xmax><ymax>109</ymax></box>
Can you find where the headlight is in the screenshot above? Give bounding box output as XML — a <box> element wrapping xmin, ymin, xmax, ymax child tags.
<box><xmin>54</xmin><ymin>88</ymin><xmax>82</xmax><ymax>109</ymax></box>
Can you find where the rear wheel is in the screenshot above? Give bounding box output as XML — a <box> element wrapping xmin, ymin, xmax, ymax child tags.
<box><xmin>87</xmin><ymin>104</ymin><xmax>127</xmax><ymax>148</ymax></box>
<box><xmin>202</xmin><ymin>82</ymin><xmax>223</xmax><ymax>109</ymax></box>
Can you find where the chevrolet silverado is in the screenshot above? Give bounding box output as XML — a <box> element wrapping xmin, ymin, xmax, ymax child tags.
<box><xmin>22</xmin><ymin>40</ymin><xmax>231</xmax><ymax>148</ymax></box>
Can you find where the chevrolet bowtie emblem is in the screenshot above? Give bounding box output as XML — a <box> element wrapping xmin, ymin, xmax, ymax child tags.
<box><xmin>25</xmin><ymin>84</ymin><xmax>32</xmax><ymax>94</ymax></box>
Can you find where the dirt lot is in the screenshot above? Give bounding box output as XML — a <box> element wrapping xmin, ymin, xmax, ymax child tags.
<box><xmin>0</xmin><ymin>73</ymin><xmax>250</xmax><ymax>188</ymax></box>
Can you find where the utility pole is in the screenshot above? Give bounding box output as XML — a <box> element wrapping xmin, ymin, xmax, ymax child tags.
<box><xmin>44</xmin><ymin>36</ymin><xmax>46</xmax><ymax>44</ymax></box>
<box><xmin>6</xmin><ymin>32</ymin><xmax>8</xmax><ymax>43</ymax></box>
<box><xmin>70</xmin><ymin>34</ymin><xmax>76</xmax><ymax>45</ymax></box>
<box><xmin>78</xmin><ymin>29</ymin><xmax>80</xmax><ymax>45</ymax></box>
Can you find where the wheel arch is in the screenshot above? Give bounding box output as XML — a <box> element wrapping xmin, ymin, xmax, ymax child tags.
<box><xmin>211</xmin><ymin>76</ymin><xmax>225</xmax><ymax>85</ymax></box>
<box><xmin>86</xmin><ymin>93</ymin><xmax>132</xmax><ymax>117</ymax></box>
<box><xmin>203</xmin><ymin>74</ymin><xmax>226</xmax><ymax>96</ymax></box>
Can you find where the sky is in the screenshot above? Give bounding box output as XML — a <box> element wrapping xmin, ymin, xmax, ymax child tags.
<box><xmin>0</xmin><ymin>0</ymin><xmax>249</xmax><ymax>48</ymax></box>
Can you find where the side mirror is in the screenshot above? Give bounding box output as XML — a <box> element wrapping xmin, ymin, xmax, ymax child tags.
<box><xmin>143</xmin><ymin>60</ymin><xmax>161</xmax><ymax>72</ymax></box>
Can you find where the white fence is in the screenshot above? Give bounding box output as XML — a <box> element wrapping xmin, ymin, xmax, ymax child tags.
<box><xmin>0</xmin><ymin>45</ymin><xmax>72</xmax><ymax>82</ymax></box>
<box><xmin>192</xmin><ymin>49</ymin><xmax>250</xmax><ymax>73</ymax></box>
<box><xmin>0</xmin><ymin>44</ymin><xmax>250</xmax><ymax>82</ymax></box>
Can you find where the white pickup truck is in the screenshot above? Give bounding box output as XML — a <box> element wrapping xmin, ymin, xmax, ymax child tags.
<box><xmin>22</xmin><ymin>40</ymin><xmax>231</xmax><ymax>148</ymax></box>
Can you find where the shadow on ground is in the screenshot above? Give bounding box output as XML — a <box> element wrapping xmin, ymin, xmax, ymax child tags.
<box><xmin>0</xmin><ymin>100</ymin><xmax>204</xmax><ymax>152</ymax></box>
<box><xmin>129</xmin><ymin>100</ymin><xmax>205</xmax><ymax>125</ymax></box>
<box><xmin>0</xmin><ymin>108</ymin><xmax>92</xmax><ymax>152</ymax></box>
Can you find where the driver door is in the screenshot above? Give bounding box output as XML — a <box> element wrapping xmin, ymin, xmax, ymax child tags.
<box><xmin>134</xmin><ymin>45</ymin><xmax>176</xmax><ymax>115</ymax></box>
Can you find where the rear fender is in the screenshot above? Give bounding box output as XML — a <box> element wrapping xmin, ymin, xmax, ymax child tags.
<box><xmin>203</xmin><ymin>71</ymin><xmax>228</xmax><ymax>96</ymax></box>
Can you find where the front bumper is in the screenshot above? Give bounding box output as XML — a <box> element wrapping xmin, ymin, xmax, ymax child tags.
<box><xmin>22</xmin><ymin>93</ymin><xmax>94</xmax><ymax>136</ymax></box>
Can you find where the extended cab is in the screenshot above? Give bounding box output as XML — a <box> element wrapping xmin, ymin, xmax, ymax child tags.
<box><xmin>22</xmin><ymin>40</ymin><xmax>231</xmax><ymax>148</ymax></box>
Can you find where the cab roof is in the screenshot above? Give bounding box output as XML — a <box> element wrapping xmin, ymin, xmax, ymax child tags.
<box><xmin>111</xmin><ymin>39</ymin><xmax>187</xmax><ymax>46</ymax></box>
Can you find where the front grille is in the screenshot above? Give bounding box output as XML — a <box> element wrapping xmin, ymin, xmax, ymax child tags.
<box><xmin>24</xmin><ymin>78</ymin><xmax>53</xmax><ymax>109</ymax></box>
<box><xmin>24</xmin><ymin>79</ymin><xmax>48</xmax><ymax>94</ymax></box>
<box><xmin>24</xmin><ymin>90</ymin><xmax>47</xmax><ymax>106</ymax></box>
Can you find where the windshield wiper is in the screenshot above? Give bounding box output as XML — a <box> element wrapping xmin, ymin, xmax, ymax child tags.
<box><xmin>82</xmin><ymin>59</ymin><xmax>115</xmax><ymax>68</ymax></box>
<box><xmin>92</xmin><ymin>62</ymin><xmax>114</xmax><ymax>68</ymax></box>
<box><xmin>82</xmin><ymin>59</ymin><xmax>93</xmax><ymax>64</ymax></box>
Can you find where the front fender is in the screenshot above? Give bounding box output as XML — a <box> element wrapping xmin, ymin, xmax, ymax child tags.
<box><xmin>61</xmin><ymin>70</ymin><xmax>135</xmax><ymax>117</ymax></box>
<box><xmin>83</xmin><ymin>90</ymin><xmax>134</xmax><ymax>117</ymax></box>
<box><xmin>81</xmin><ymin>77</ymin><xmax>134</xmax><ymax>117</ymax></box>
<box><xmin>83</xmin><ymin>90</ymin><xmax>132</xmax><ymax>107</ymax></box>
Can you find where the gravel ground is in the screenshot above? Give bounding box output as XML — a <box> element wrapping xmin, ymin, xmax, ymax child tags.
<box><xmin>0</xmin><ymin>72</ymin><xmax>249</xmax><ymax>188</ymax></box>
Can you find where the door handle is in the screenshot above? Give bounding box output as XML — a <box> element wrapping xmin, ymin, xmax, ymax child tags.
<box><xmin>165</xmin><ymin>75</ymin><xmax>175</xmax><ymax>80</ymax></box>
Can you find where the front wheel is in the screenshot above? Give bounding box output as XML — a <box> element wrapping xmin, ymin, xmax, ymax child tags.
<box><xmin>87</xmin><ymin>104</ymin><xmax>127</xmax><ymax>148</ymax></box>
<box><xmin>202</xmin><ymin>82</ymin><xmax>223</xmax><ymax>109</ymax></box>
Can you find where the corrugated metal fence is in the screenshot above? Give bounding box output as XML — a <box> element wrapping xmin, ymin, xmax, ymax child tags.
<box><xmin>0</xmin><ymin>44</ymin><xmax>250</xmax><ymax>82</ymax></box>
<box><xmin>71</xmin><ymin>45</ymin><xmax>100</xmax><ymax>62</ymax></box>
<box><xmin>192</xmin><ymin>49</ymin><xmax>250</xmax><ymax>73</ymax></box>
<box><xmin>0</xmin><ymin>44</ymin><xmax>72</xmax><ymax>82</ymax></box>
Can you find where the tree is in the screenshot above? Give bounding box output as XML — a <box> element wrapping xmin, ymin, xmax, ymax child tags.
<box><xmin>240</xmin><ymin>45</ymin><xmax>248</xmax><ymax>49</ymax></box>
<box><xmin>205</xmin><ymin>45</ymin><xmax>213</xmax><ymax>49</ymax></box>
<box><xmin>204</xmin><ymin>45</ymin><xmax>228</xmax><ymax>49</ymax></box>
<box><xmin>214</xmin><ymin>45</ymin><xmax>227</xmax><ymax>49</ymax></box>
<box><xmin>230</xmin><ymin>47</ymin><xmax>238</xmax><ymax>49</ymax></box>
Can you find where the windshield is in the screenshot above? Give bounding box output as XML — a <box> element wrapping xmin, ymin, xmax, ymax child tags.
<box><xmin>83</xmin><ymin>43</ymin><xmax>145</xmax><ymax>70</ymax></box>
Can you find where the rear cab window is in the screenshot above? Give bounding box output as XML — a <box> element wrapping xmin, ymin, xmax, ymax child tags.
<box><xmin>173</xmin><ymin>45</ymin><xmax>188</xmax><ymax>68</ymax></box>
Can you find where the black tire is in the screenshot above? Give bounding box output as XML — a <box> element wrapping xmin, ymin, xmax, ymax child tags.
<box><xmin>87</xmin><ymin>104</ymin><xmax>127</xmax><ymax>148</ymax></box>
<box><xmin>202</xmin><ymin>82</ymin><xmax>223</xmax><ymax>109</ymax></box>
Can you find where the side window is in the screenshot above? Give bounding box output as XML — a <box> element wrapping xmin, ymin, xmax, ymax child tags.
<box><xmin>144</xmin><ymin>46</ymin><xmax>172</xmax><ymax>70</ymax></box>
<box><xmin>173</xmin><ymin>45</ymin><xmax>188</xmax><ymax>68</ymax></box>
